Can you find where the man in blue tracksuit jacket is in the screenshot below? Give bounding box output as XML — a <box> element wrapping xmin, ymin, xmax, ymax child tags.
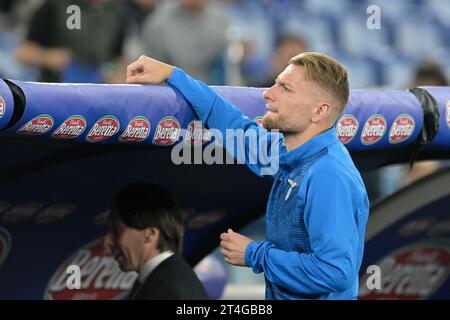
<box><xmin>126</xmin><ymin>52</ymin><xmax>370</xmax><ymax>300</ymax></box>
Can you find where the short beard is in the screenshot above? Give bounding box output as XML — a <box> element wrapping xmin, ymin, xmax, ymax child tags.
<box><xmin>262</xmin><ymin>113</ymin><xmax>298</xmax><ymax>135</ymax></box>
<box><xmin>262</xmin><ymin>116</ymin><xmax>276</xmax><ymax>131</ymax></box>
<box><xmin>118</xmin><ymin>262</ymin><xmax>134</xmax><ymax>272</ymax></box>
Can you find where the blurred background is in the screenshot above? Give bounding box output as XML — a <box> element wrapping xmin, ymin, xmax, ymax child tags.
<box><xmin>1</xmin><ymin>0</ymin><xmax>449</xmax><ymax>299</ymax></box>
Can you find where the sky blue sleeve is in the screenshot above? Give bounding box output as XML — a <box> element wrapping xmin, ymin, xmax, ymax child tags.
<box><xmin>167</xmin><ymin>67</ymin><xmax>284</xmax><ymax>177</ymax></box>
<box><xmin>245</xmin><ymin>164</ymin><xmax>360</xmax><ymax>295</ymax></box>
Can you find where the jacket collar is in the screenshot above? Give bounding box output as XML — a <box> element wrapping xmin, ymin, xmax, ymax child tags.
<box><xmin>280</xmin><ymin>127</ymin><xmax>338</xmax><ymax>170</ymax></box>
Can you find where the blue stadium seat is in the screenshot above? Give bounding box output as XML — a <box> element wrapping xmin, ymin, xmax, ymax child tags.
<box><xmin>363</xmin><ymin>0</ymin><xmax>419</xmax><ymax>20</ymax></box>
<box><xmin>328</xmin><ymin>51</ymin><xmax>377</xmax><ymax>88</ymax></box>
<box><xmin>303</xmin><ymin>0</ymin><xmax>352</xmax><ymax>15</ymax></box>
<box><xmin>337</xmin><ymin>13</ymin><xmax>391</xmax><ymax>56</ymax></box>
<box><xmin>280</xmin><ymin>14</ymin><xmax>335</xmax><ymax>53</ymax></box>
<box><xmin>426</xmin><ymin>0</ymin><xmax>450</xmax><ymax>26</ymax></box>
<box><xmin>381</xmin><ymin>57</ymin><xmax>415</xmax><ymax>89</ymax></box>
<box><xmin>393</xmin><ymin>18</ymin><xmax>445</xmax><ymax>59</ymax></box>
<box><xmin>0</xmin><ymin>30</ymin><xmax>37</xmax><ymax>80</ymax></box>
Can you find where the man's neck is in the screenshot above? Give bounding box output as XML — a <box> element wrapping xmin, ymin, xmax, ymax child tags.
<box><xmin>284</xmin><ymin>125</ymin><xmax>332</xmax><ymax>151</ymax></box>
<box><xmin>140</xmin><ymin>248</ymin><xmax>158</xmax><ymax>267</ymax></box>
<box><xmin>138</xmin><ymin>251</ymin><xmax>174</xmax><ymax>283</ymax></box>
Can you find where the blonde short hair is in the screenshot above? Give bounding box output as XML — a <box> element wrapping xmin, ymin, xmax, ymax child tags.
<box><xmin>290</xmin><ymin>52</ymin><xmax>349</xmax><ymax>115</ymax></box>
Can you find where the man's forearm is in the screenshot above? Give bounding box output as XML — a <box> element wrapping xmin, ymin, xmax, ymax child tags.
<box><xmin>167</xmin><ymin>67</ymin><xmax>219</xmax><ymax>124</ymax></box>
<box><xmin>16</xmin><ymin>41</ymin><xmax>48</xmax><ymax>68</ymax></box>
<box><xmin>246</xmin><ymin>241</ymin><xmax>353</xmax><ymax>296</ymax></box>
<box><xmin>167</xmin><ymin>67</ymin><xmax>283</xmax><ymax>177</ymax></box>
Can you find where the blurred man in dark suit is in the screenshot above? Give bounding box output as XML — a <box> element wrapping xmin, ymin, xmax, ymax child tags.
<box><xmin>103</xmin><ymin>183</ymin><xmax>209</xmax><ymax>300</ymax></box>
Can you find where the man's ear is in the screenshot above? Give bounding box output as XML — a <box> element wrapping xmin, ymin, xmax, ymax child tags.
<box><xmin>144</xmin><ymin>227</ymin><xmax>160</xmax><ymax>244</ymax></box>
<box><xmin>311</xmin><ymin>102</ymin><xmax>331</xmax><ymax>123</ymax></box>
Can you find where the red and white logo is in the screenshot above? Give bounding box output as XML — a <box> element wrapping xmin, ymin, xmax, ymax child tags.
<box><xmin>152</xmin><ymin>116</ymin><xmax>181</xmax><ymax>146</ymax></box>
<box><xmin>359</xmin><ymin>241</ymin><xmax>450</xmax><ymax>300</ymax></box>
<box><xmin>361</xmin><ymin>114</ymin><xmax>386</xmax><ymax>145</ymax></box>
<box><xmin>86</xmin><ymin>116</ymin><xmax>120</xmax><ymax>143</ymax></box>
<box><xmin>446</xmin><ymin>100</ymin><xmax>450</xmax><ymax>128</ymax></box>
<box><xmin>35</xmin><ymin>203</ymin><xmax>75</xmax><ymax>224</ymax></box>
<box><xmin>2</xmin><ymin>202</ymin><xmax>43</xmax><ymax>223</ymax></box>
<box><xmin>336</xmin><ymin>114</ymin><xmax>359</xmax><ymax>144</ymax></box>
<box><xmin>185</xmin><ymin>119</ymin><xmax>212</xmax><ymax>146</ymax></box>
<box><xmin>389</xmin><ymin>114</ymin><xmax>415</xmax><ymax>144</ymax></box>
<box><xmin>17</xmin><ymin>115</ymin><xmax>54</xmax><ymax>136</ymax></box>
<box><xmin>188</xmin><ymin>209</ymin><xmax>227</xmax><ymax>229</ymax></box>
<box><xmin>0</xmin><ymin>227</ymin><xmax>11</xmax><ymax>268</ymax></box>
<box><xmin>52</xmin><ymin>116</ymin><xmax>87</xmax><ymax>140</ymax></box>
<box><xmin>44</xmin><ymin>238</ymin><xmax>138</xmax><ymax>300</ymax></box>
<box><xmin>0</xmin><ymin>96</ymin><xmax>5</xmax><ymax>119</ymax></box>
<box><xmin>254</xmin><ymin>116</ymin><xmax>264</xmax><ymax>127</ymax></box>
<box><xmin>119</xmin><ymin>116</ymin><xmax>151</xmax><ymax>143</ymax></box>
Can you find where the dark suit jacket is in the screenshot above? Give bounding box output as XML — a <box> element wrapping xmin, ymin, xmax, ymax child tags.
<box><xmin>129</xmin><ymin>253</ymin><xmax>210</xmax><ymax>300</ymax></box>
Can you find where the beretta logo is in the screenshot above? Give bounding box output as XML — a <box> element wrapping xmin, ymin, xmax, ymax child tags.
<box><xmin>52</xmin><ymin>115</ymin><xmax>87</xmax><ymax>139</ymax></box>
<box><xmin>185</xmin><ymin>119</ymin><xmax>212</xmax><ymax>146</ymax></box>
<box><xmin>44</xmin><ymin>238</ymin><xmax>138</xmax><ymax>300</ymax></box>
<box><xmin>152</xmin><ymin>116</ymin><xmax>181</xmax><ymax>146</ymax></box>
<box><xmin>389</xmin><ymin>114</ymin><xmax>415</xmax><ymax>144</ymax></box>
<box><xmin>359</xmin><ymin>240</ymin><xmax>450</xmax><ymax>300</ymax></box>
<box><xmin>86</xmin><ymin>115</ymin><xmax>120</xmax><ymax>143</ymax></box>
<box><xmin>119</xmin><ymin>116</ymin><xmax>151</xmax><ymax>143</ymax></box>
<box><xmin>446</xmin><ymin>100</ymin><xmax>450</xmax><ymax>128</ymax></box>
<box><xmin>336</xmin><ymin>114</ymin><xmax>359</xmax><ymax>144</ymax></box>
<box><xmin>0</xmin><ymin>227</ymin><xmax>12</xmax><ymax>267</ymax></box>
<box><xmin>361</xmin><ymin>114</ymin><xmax>386</xmax><ymax>145</ymax></box>
<box><xmin>0</xmin><ymin>96</ymin><xmax>5</xmax><ymax>119</ymax></box>
<box><xmin>17</xmin><ymin>115</ymin><xmax>54</xmax><ymax>136</ymax></box>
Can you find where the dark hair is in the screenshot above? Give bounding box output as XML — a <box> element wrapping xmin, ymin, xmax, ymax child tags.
<box><xmin>413</xmin><ymin>60</ymin><xmax>448</xmax><ymax>87</ymax></box>
<box><xmin>275</xmin><ymin>34</ymin><xmax>308</xmax><ymax>50</ymax></box>
<box><xmin>113</xmin><ymin>183</ymin><xmax>184</xmax><ymax>253</ymax></box>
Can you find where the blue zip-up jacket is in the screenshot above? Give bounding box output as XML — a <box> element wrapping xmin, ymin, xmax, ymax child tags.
<box><xmin>167</xmin><ymin>67</ymin><xmax>369</xmax><ymax>300</ymax></box>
